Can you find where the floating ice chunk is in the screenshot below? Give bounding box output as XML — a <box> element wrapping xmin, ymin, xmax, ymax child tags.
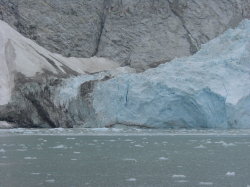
<box><xmin>50</xmin><ymin>145</ymin><xmax>67</xmax><ymax>149</ymax></box>
<box><xmin>226</xmin><ymin>172</ymin><xmax>235</xmax><ymax>176</ymax></box>
<box><xmin>45</xmin><ymin>179</ymin><xmax>55</xmax><ymax>183</ymax></box>
<box><xmin>71</xmin><ymin>158</ymin><xmax>77</xmax><ymax>161</ymax></box>
<box><xmin>215</xmin><ymin>141</ymin><xmax>235</xmax><ymax>147</ymax></box>
<box><xmin>206</xmin><ymin>140</ymin><xmax>212</xmax><ymax>144</ymax></box>
<box><xmin>124</xmin><ymin>139</ymin><xmax>133</xmax><ymax>142</ymax></box>
<box><xmin>73</xmin><ymin>152</ymin><xmax>81</xmax><ymax>154</ymax></box>
<box><xmin>38</xmin><ymin>138</ymin><xmax>47</xmax><ymax>142</ymax></box>
<box><xmin>134</xmin><ymin>144</ymin><xmax>144</xmax><ymax>147</ymax></box>
<box><xmin>199</xmin><ymin>182</ymin><xmax>213</xmax><ymax>186</ymax></box>
<box><xmin>195</xmin><ymin>145</ymin><xmax>206</xmax><ymax>149</ymax></box>
<box><xmin>172</xmin><ymin>175</ymin><xmax>186</xmax><ymax>178</ymax></box>
<box><xmin>17</xmin><ymin>149</ymin><xmax>27</xmax><ymax>152</ymax></box>
<box><xmin>0</xmin><ymin>149</ymin><xmax>6</xmax><ymax>153</ymax></box>
<box><xmin>159</xmin><ymin>157</ymin><xmax>168</xmax><ymax>161</ymax></box>
<box><xmin>31</xmin><ymin>173</ymin><xmax>40</xmax><ymax>175</ymax></box>
<box><xmin>122</xmin><ymin>158</ymin><xmax>137</xmax><ymax>162</ymax></box>
<box><xmin>126</xmin><ymin>178</ymin><xmax>137</xmax><ymax>182</ymax></box>
<box><xmin>175</xmin><ymin>180</ymin><xmax>188</xmax><ymax>183</ymax></box>
<box><xmin>66</xmin><ymin>137</ymin><xmax>76</xmax><ymax>140</ymax></box>
<box><xmin>24</xmin><ymin>157</ymin><xmax>37</xmax><ymax>160</ymax></box>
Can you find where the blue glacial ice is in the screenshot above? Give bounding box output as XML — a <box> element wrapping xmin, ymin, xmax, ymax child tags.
<box><xmin>92</xmin><ymin>20</ymin><xmax>250</xmax><ymax>129</ymax></box>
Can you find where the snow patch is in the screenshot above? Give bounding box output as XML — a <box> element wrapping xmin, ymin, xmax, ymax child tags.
<box><xmin>0</xmin><ymin>20</ymin><xmax>121</xmax><ymax>105</ymax></box>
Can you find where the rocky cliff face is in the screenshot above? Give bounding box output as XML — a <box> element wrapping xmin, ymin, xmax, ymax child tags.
<box><xmin>1</xmin><ymin>0</ymin><xmax>250</xmax><ymax>70</ymax></box>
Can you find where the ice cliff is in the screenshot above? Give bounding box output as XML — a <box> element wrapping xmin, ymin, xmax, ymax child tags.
<box><xmin>0</xmin><ymin>18</ymin><xmax>250</xmax><ymax>128</ymax></box>
<box><xmin>92</xmin><ymin>20</ymin><xmax>250</xmax><ymax>129</ymax></box>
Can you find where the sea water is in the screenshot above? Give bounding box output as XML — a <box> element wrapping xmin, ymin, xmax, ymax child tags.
<box><xmin>0</xmin><ymin>128</ymin><xmax>250</xmax><ymax>187</ymax></box>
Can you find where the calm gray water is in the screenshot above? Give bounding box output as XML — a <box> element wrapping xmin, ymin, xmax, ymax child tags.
<box><xmin>0</xmin><ymin>128</ymin><xmax>250</xmax><ymax>187</ymax></box>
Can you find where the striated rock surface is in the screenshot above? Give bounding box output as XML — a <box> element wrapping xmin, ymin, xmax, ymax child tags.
<box><xmin>1</xmin><ymin>0</ymin><xmax>250</xmax><ymax>70</ymax></box>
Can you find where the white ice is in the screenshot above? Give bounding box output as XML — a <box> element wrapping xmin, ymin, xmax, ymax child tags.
<box><xmin>93</xmin><ymin>20</ymin><xmax>250</xmax><ymax>129</ymax></box>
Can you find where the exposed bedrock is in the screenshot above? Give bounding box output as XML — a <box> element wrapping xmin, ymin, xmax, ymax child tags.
<box><xmin>1</xmin><ymin>0</ymin><xmax>250</xmax><ymax>70</ymax></box>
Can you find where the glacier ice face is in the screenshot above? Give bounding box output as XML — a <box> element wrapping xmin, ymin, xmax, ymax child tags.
<box><xmin>228</xmin><ymin>95</ymin><xmax>250</xmax><ymax>129</ymax></box>
<box><xmin>1</xmin><ymin>19</ymin><xmax>250</xmax><ymax>129</ymax></box>
<box><xmin>92</xmin><ymin>20</ymin><xmax>250</xmax><ymax>129</ymax></box>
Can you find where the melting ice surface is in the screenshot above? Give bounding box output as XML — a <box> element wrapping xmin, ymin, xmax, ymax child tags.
<box><xmin>93</xmin><ymin>20</ymin><xmax>250</xmax><ymax>129</ymax></box>
<box><xmin>1</xmin><ymin>128</ymin><xmax>250</xmax><ymax>186</ymax></box>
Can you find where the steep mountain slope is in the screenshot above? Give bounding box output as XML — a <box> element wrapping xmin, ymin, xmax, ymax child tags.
<box><xmin>1</xmin><ymin>0</ymin><xmax>250</xmax><ymax>70</ymax></box>
<box><xmin>0</xmin><ymin>20</ymin><xmax>131</xmax><ymax>128</ymax></box>
<box><xmin>0</xmin><ymin>20</ymin><xmax>119</xmax><ymax>105</ymax></box>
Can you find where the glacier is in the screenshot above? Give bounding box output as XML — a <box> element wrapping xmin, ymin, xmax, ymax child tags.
<box><xmin>92</xmin><ymin>20</ymin><xmax>250</xmax><ymax>129</ymax></box>
<box><xmin>0</xmin><ymin>19</ymin><xmax>250</xmax><ymax>129</ymax></box>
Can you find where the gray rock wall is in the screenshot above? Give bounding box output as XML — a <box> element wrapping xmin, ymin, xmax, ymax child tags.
<box><xmin>1</xmin><ymin>0</ymin><xmax>250</xmax><ymax>70</ymax></box>
<box><xmin>0</xmin><ymin>0</ymin><xmax>105</xmax><ymax>58</ymax></box>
